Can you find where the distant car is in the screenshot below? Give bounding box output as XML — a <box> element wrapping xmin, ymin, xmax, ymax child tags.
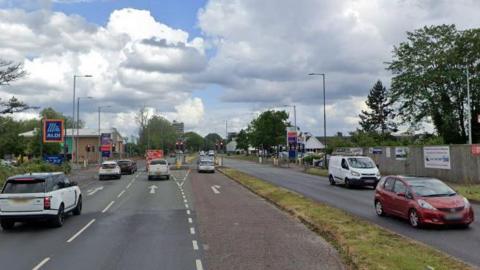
<box><xmin>374</xmin><ymin>176</ymin><xmax>474</xmax><ymax>228</ymax></box>
<box><xmin>208</xmin><ymin>150</ymin><xmax>215</xmax><ymax>156</ymax></box>
<box><xmin>0</xmin><ymin>172</ymin><xmax>82</xmax><ymax>230</ymax></box>
<box><xmin>198</xmin><ymin>160</ymin><xmax>215</xmax><ymax>173</ymax></box>
<box><xmin>117</xmin><ymin>159</ymin><xmax>137</xmax><ymax>174</ymax></box>
<box><xmin>148</xmin><ymin>159</ymin><xmax>170</xmax><ymax>180</ymax></box>
<box><xmin>99</xmin><ymin>161</ymin><xmax>121</xmax><ymax>180</ymax></box>
<box><xmin>328</xmin><ymin>156</ymin><xmax>380</xmax><ymax>188</ymax></box>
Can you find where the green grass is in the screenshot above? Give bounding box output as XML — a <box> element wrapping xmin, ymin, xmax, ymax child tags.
<box><xmin>218</xmin><ymin>167</ymin><xmax>473</xmax><ymax>270</ymax></box>
<box><xmin>305</xmin><ymin>167</ymin><xmax>329</xmax><ymax>177</ymax></box>
<box><xmin>450</xmin><ymin>183</ymin><xmax>480</xmax><ymax>202</ymax></box>
<box><xmin>227</xmin><ymin>154</ymin><xmax>260</xmax><ymax>162</ymax></box>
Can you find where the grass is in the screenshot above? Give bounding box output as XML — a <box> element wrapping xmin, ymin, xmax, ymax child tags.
<box><xmin>305</xmin><ymin>167</ymin><xmax>329</xmax><ymax>177</ymax></box>
<box><xmin>450</xmin><ymin>183</ymin><xmax>480</xmax><ymax>203</ymax></box>
<box><xmin>227</xmin><ymin>154</ymin><xmax>261</xmax><ymax>162</ymax></box>
<box><xmin>218</xmin><ymin>167</ymin><xmax>473</xmax><ymax>270</ymax></box>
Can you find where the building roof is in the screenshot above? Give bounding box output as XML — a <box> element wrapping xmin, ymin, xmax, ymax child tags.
<box><xmin>305</xmin><ymin>136</ymin><xmax>325</xmax><ymax>149</ymax></box>
<box><xmin>19</xmin><ymin>128</ymin><xmax>123</xmax><ymax>140</ymax></box>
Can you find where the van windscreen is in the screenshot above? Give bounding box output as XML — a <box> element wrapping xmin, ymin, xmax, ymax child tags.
<box><xmin>347</xmin><ymin>158</ymin><xmax>375</xmax><ymax>169</ymax></box>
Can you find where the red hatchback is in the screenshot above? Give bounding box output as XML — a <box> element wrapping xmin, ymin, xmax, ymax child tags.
<box><xmin>374</xmin><ymin>176</ymin><xmax>474</xmax><ymax>228</ymax></box>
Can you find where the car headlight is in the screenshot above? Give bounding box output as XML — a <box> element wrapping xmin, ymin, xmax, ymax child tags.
<box><xmin>376</xmin><ymin>172</ymin><xmax>381</xmax><ymax>177</ymax></box>
<box><xmin>351</xmin><ymin>171</ymin><xmax>361</xmax><ymax>177</ymax></box>
<box><xmin>417</xmin><ymin>199</ymin><xmax>437</xmax><ymax>210</ymax></box>
<box><xmin>463</xmin><ymin>197</ymin><xmax>470</xmax><ymax>208</ymax></box>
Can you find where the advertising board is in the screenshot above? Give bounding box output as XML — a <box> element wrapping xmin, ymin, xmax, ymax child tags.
<box><xmin>43</xmin><ymin>119</ymin><xmax>64</xmax><ymax>143</ymax></box>
<box><xmin>424</xmin><ymin>146</ymin><xmax>451</xmax><ymax>170</ymax></box>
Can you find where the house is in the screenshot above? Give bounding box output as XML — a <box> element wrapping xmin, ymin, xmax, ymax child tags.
<box><xmin>226</xmin><ymin>139</ymin><xmax>237</xmax><ymax>153</ymax></box>
<box><xmin>304</xmin><ymin>133</ymin><xmax>325</xmax><ymax>153</ymax></box>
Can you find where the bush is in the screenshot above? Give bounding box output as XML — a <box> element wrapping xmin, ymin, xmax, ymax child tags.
<box><xmin>0</xmin><ymin>161</ymin><xmax>70</xmax><ymax>187</ymax></box>
<box><xmin>303</xmin><ymin>154</ymin><xmax>324</xmax><ymax>165</ymax></box>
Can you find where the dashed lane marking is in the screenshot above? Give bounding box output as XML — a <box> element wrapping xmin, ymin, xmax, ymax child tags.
<box><xmin>185</xmin><ymin>204</ymin><xmax>189</xmax><ymax>209</ymax></box>
<box><xmin>67</xmin><ymin>219</ymin><xmax>96</xmax><ymax>243</ymax></box>
<box><xmin>102</xmin><ymin>201</ymin><xmax>115</xmax><ymax>213</ymax></box>
<box><xmin>186</xmin><ymin>210</ymin><xmax>191</xmax><ymax>215</ymax></box>
<box><xmin>117</xmin><ymin>190</ymin><xmax>125</xmax><ymax>198</ymax></box>
<box><xmin>192</xmin><ymin>240</ymin><xmax>199</xmax><ymax>250</ymax></box>
<box><xmin>190</xmin><ymin>227</ymin><xmax>195</xmax><ymax>235</ymax></box>
<box><xmin>195</xmin><ymin>260</ymin><xmax>204</xmax><ymax>270</ymax></box>
<box><xmin>32</xmin><ymin>257</ymin><xmax>50</xmax><ymax>270</ymax></box>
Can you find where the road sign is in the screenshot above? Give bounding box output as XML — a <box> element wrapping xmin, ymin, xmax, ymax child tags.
<box><xmin>102</xmin><ymin>151</ymin><xmax>110</xmax><ymax>158</ymax></box>
<box><xmin>43</xmin><ymin>119</ymin><xmax>64</xmax><ymax>143</ymax></box>
<box><xmin>101</xmin><ymin>133</ymin><xmax>111</xmax><ymax>145</ymax></box>
<box><xmin>44</xmin><ymin>155</ymin><xmax>64</xmax><ymax>165</ymax></box>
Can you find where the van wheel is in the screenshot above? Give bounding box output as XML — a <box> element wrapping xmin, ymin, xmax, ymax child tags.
<box><xmin>329</xmin><ymin>175</ymin><xmax>336</xmax><ymax>185</ymax></box>
<box><xmin>51</xmin><ymin>204</ymin><xmax>65</xmax><ymax>228</ymax></box>
<box><xmin>73</xmin><ymin>196</ymin><xmax>82</xmax><ymax>216</ymax></box>
<box><xmin>345</xmin><ymin>178</ymin><xmax>351</xmax><ymax>189</ymax></box>
<box><xmin>1</xmin><ymin>220</ymin><xmax>15</xmax><ymax>230</ymax></box>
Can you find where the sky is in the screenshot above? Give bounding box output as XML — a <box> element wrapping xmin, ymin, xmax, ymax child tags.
<box><xmin>0</xmin><ymin>0</ymin><xmax>480</xmax><ymax>139</ymax></box>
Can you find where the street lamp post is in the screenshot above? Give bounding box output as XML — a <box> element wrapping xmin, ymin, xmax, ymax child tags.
<box><xmin>308</xmin><ymin>73</ymin><xmax>327</xmax><ymax>168</ymax></box>
<box><xmin>98</xmin><ymin>105</ymin><xmax>111</xmax><ymax>164</ymax></box>
<box><xmin>76</xmin><ymin>96</ymin><xmax>93</xmax><ymax>164</ymax></box>
<box><xmin>467</xmin><ymin>68</ymin><xmax>472</xmax><ymax>145</ymax></box>
<box><xmin>72</xmin><ymin>75</ymin><xmax>92</xmax><ymax>164</ymax></box>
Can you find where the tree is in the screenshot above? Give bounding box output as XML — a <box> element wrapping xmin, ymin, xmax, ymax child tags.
<box><xmin>144</xmin><ymin>115</ymin><xmax>177</xmax><ymax>153</ymax></box>
<box><xmin>247</xmin><ymin>110</ymin><xmax>289</xmax><ymax>151</ymax></box>
<box><xmin>236</xmin><ymin>129</ymin><xmax>249</xmax><ymax>153</ymax></box>
<box><xmin>40</xmin><ymin>107</ymin><xmax>78</xmax><ymax>128</ymax></box>
<box><xmin>204</xmin><ymin>133</ymin><xmax>223</xmax><ymax>150</ymax></box>
<box><xmin>358</xmin><ymin>80</ymin><xmax>397</xmax><ymax>134</ymax></box>
<box><xmin>184</xmin><ymin>132</ymin><xmax>204</xmax><ymax>152</ymax></box>
<box><xmin>0</xmin><ymin>60</ymin><xmax>34</xmax><ymax>115</ymax></box>
<box><xmin>387</xmin><ymin>24</ymin><xmax>480</xmax><ymax>144</ymax></box>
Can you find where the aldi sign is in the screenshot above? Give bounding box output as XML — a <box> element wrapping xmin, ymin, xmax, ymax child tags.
<box><xmin>43</xmin><ymin>119</ymin><xmax>64</xmax><ymax>143</ymax></box>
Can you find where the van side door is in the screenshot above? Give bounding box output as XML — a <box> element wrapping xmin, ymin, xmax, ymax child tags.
<box><xmin>340</xmin><ymin>158</ymin><xmax>349</xmax><ymax>182</ymax></box>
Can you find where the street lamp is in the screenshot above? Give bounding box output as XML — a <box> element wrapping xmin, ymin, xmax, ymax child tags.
<box><xmin>98</xmin><ymin>105</ymin><xmax>111</xmax><ymax>164</ymax></box>
<box><xmin>308</xmin><ymin>73</ymin><xmax>327</xmax><ymax>167</ymax></box>
<box><xmin>76</xmin><ymin>96</ymin><xmax>93</xmax><ymax>164</ymax></box>
<box><xmin>72</xmin><ymin>74</ymin><xmax>92</xmax><ymax>164</ymax></box>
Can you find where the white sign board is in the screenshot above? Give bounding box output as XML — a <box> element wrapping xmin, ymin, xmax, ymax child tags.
<box><xmin>395</xmin><ymin>147</ymin><xmax>409</xmax><ymax>160</ymax></box>
<box><xmin>424</xmin><ymin>146</ymin><xmax>451</xmax><ymax>170</ymax></box>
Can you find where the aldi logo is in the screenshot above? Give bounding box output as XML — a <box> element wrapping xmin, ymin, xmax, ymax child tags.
<box><xmin>43</xmin><ymin>119</ymin><xmax>64</xmax><ymax>143</ymax></box>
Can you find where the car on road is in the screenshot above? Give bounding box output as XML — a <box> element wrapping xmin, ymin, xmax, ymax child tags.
<box><xmin>117</xmin><ymin>159</ymin><xmax>137</xmax><ymax>174</ymax></box>
<box><xmin>0</xmin><ymin>172</ymin><xmax>82</xmax><ymax>230</ymax></box>
<box><xmin>99</xmin><ymin>161</ymin><xmax>122</xmax><ymax>180</ymax></box>
<box><xmin>198</xmin><ymin>160</ymin><xmax>215</xmax><ymax>173</ymax></box>
<box><xmin>328</xmin><ymin>155</ymin><xmax>380</xmax><ymax>188</ymax></box>
<box><xmin>374</xmin><ymin>176</ymin><xmax>474</xmax><ymax>228</ymax></box>
<box><xmin>148</xmin><ymin>159</ymin><xmax>170</xmax><ymax>180</ymax></box>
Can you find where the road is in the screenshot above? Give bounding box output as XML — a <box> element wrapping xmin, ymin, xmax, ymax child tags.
<box><xmin>0</xmin><ymin>159</ymin><xmax>345</xmax><ymax>270</ymax></box>
<box><xmin>224</xmin><ymin>158</ymin><xmax>480</xmax><ymax>267</ymax></box>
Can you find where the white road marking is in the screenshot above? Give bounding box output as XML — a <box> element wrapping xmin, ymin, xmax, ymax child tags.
<box><xmin>32</xmin><ymin>257</ymin><xmax>50</xmax><ymax>270</ymax></box>
<box><xmin>117</xmin><ymin>190</ymin><xmax>125</xmax><ymax>198</ymax></box>
<box><xmin>184</xmin><ymin>199</ymin><xmax>188</xmax><ymax>203</ymax></box>
<box><xmin>192</xmin><ymin>240</ymin><xmax>199</xmax><ymax>250</ymax></box>
<box><xmin>67</xmin><ymin>219</ymin><xmax>96</xmax><ymax>243</ymax></box>
<box><xmin>149</xmin><ymin>185</ymin><xmax>158</xmax><ymax>194</ymax></box>
<box><xmin>186</xmin><ymin>210</ymin><xmax>191</xmax><ymax>215</ymax></box>
<box><xmin>195</xmin><ymin>260</ymin><xmax>204</xmax><ymax>270</ymax></box>
<box><xmin>190</xmin><ymin>227</ymin><xmax>195</xmax><ymax>235</ymax></box>
<box><xmin>102</xmin><ymin>201</ymin><xmax>115</xmax><ymax>213</ymax></box>
<box><xmin>126</xmin><ymin>182</ymin><xmax>132</xmax><ymax>189</ymax></box>
<box><xmin>87</xmin><ymin>186</ymin><xmax>104</xmax><ymax>196</ymax></box>
<box><xmin>185</xmin><ymin>204</ymin><xmax>189</xmax><ymax>209</ymax></box>
<box><xmin>188</xmin><ymin>218</ymin><xmax>193</xmax><ymax>224</ymax></box>
<box><xmin>211</xmin><ymin>185</ymin><xmax>220</xmax><ymax>194</ymax></box>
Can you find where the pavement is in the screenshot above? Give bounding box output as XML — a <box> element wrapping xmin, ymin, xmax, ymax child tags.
<box><xmin>223</xmin><ymin>158</ymin><xmax>480</xmax><ymax>268</ymax></box>
<box><xmin>191</xmin><ymin>169</ymin><xmax>344</xmax><ymax>270</ymax></box>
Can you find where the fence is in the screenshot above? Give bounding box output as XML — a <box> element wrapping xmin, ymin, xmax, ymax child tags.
<box><xmin>358</xmin><ymin>145</ymin><xmax>480</xmax><ymax>184</ymax></box>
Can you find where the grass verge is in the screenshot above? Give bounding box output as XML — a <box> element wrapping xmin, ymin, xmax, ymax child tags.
<box><xmin>450</xmin><ymin>183</ymin><xmax>480</xmax><ymax>203</ymax></box>
<box><xmin>218</xmin><ymin>167</ymin><xmax>473</xmax><ymax>270</ymax></box>
<box><xmin>305</xmin><ymin>167</ymin><xmax>329</xmax><ymax>177</ymax></box>
<box><xmin>227</xmin><ymin>154</ymin><xmax>261</xmax><ymax>162</ymax></box>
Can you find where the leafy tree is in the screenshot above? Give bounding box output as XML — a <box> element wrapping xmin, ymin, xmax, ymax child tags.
<box><xmin>40</xmin><ymin>107</ymin><xmax>78</xmax><ymax>128</ymax></box>
<box><xmin>138</xmin><ymin>115</ymin><xmax>177</xmax><ymax>153</ymax></box>
<box><xmin>184</xmin><ymin>132</ymin><xmax>204</xmax><ymax>152</ymax></box>
<box><xmin>0</xmin><ymin>60</ymin><xmax>34</xmax><ymax>115</ymax></box>
<box><xmin>358</xmin><ymin>80</ymin><xmax>397</xmax><ymax>135</ymax></box>
<box><xmin>236</xmin><ymin>129</ymin><xmax>249</xmax><ymax>153</ymax></box>
<box><xmin>387</xmin><ymin>25</ymin><xmax>480</xmax><ymax>144</ymax></box>
<box><xmin>204</xmin><ymin>133</ymin><xmax>223</xmax><ymax>150</ymax></box>
<box><xmin>247</xmin><ymin>110</ymin><xmax>289</xmax><ymax>151</ymax></box>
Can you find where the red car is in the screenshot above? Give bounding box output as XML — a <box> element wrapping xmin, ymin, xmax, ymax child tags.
<box><xmin>374</xmin><ymin>176</ymin><xmax>474</xmax><ymax>228</ymax></box>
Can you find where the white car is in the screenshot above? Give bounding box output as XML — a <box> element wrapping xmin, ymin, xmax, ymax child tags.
<box><xmin>0</xmin><ymin>172</ymin><xmax>82</xmax><ymax>230</ymax></box>
<box><xmin>148</xmin><ymin>159</ymin><xmax>170</xmax><ymax>180</ymax></box>
<box><xmin>198</xmin><ymin>160</ymin><xmax>215</xmax><ymax>173</ymax></box>
<box><xmin>99</xmin><ymin>161</ymin><xmax>121</xmax><ymax>180</ymax></box>
<box><xmin>328</xmin><ymin>156</ymin><xmax>381</xmax><ymax>188</ymax></box>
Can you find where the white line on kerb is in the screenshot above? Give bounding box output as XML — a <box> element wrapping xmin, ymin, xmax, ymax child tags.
<box><xmin>117</xmin><ymin>190</ymin><xmax>125</xmax><ymax>198</ymax></box>
<box><xmin>190</xmin><ymin>227</ymin><xmax>195</xmax><ymax>235</ymax></box>
<box><xmin>195</xmin><ymin>259</ymin><xmax>204</xmax><ymax>270</ymax></box>
<box><xmin>102</xmin><ymin>201</ymin><xmax>115</xmax><ymax>213</ymax></box>
<box><xmin>32</xmin><ymin>257</ymin><xmax>50</xmax><ymax>270</ymax></box>
<box><xmin>192</xmin><ymin>240</ymin><xmax>199</xmax><ymax>250</ymax></box>
<box><xmin>67</xmin><ymin>219</ymin><xmax>96</xmax><ymax>243</ymax></box>
<box><xmin>188</xmin><ymin>218</ymin><xmax>193</xmax><ymax>223</ymax></box>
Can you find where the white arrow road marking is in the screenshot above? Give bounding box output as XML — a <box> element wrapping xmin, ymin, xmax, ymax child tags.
<box><xmin>87</xmin><ymin>186</ymin><xmax>104</xmax><ymax>196</ymax></box>
<box><xmin>211</xmin><ymin>185</ymin><xmax>221</xmax><ymax>194</ymax></box>
<box><xmin>149</xmin><ymin>185</ymin><xmax>158</xmax><ymax>194</ymax></box>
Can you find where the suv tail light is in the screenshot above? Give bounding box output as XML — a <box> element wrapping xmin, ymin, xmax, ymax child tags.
<box><xmin>44</xmin><ymin>196</ymin><xmax>52</xmax><ymax>210</ymax></box>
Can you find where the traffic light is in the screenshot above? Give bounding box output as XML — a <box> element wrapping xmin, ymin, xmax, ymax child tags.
<box><xmin>85</xmin><ymin>145</ymin><xmax>90</xmax><ymax>152</ymax></box>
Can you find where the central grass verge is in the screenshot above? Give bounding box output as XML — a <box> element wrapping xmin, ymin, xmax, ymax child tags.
<box><xmin>218</xmin><ymin>167</ymin><xmax>473</xmax><ymax>270</ymax></box>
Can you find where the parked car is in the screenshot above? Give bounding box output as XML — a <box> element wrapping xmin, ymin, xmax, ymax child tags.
<box><xmin>99</xmin><ymin>161</ymin><xmax>121</xmax><ymax>180</ymax></box>
<box><xmin>148</xmin><ymin>159</ymin><xmax>170</xmax><ymax>180</ymax></box>
<box><xmin>197</xmin><ymin>160</ymin><xmax>215</xmax><ymax>173</ymax></box>
<box><xmin>117</xmin><ymin>159</ymin><xmax>137</xmax><ymax>174</ymax></box>
<box><xmin>374</xmin><ymin>176</ymin><xmax>474</xmax><ymax>228</ymax></box>
<box><xmin>0</xmin><ymin>172</ymin><xmax>82</xmax><ymax>230</ymax></box>
<box><xmin>328</xmin><ymin>155</ymin><xmax>380</xmax><ymax>188</ymax></box>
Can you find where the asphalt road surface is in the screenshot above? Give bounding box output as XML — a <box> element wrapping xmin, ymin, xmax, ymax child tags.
<box><xmin>224</xmin><ymin>158</ymin><xmax>480</xmax><ymax>268</ymax></box>
<box><xmin>0</xmin><ymin>162</ymin><xmax>203</xmax><ymax>270</ymax></box>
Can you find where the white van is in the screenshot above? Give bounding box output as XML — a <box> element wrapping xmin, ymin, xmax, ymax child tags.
<box><xmin>328</xmin><ymin>156</ymin><xmax>380</xmax><ymax>188</ymax></box>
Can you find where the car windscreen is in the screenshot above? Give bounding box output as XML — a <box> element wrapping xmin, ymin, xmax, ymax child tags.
<box><xmin>347</xmin><ymin>158</ymin><xmax>375</xmax><ymax>169</ymax></box>
<box><xmin>2</xmin><ymin>179</ymin><xmax>45</xmax><ymax>193</ymax></box>
<box><xmin>409</xmin><ymin>179</ymin><xmax>456</xmax><ymax>197</ymax></box>
<box><xmin>117</xmin><ymin>161</ymin><xmax>131</xmax><ymax>165</ymax></box>
<box><xmin>102</xmin><ymin>163</ymin><xmax>117</xmax><ymax>169</ymax></box>
<box><xmin>150</xmin><ymin>160</ymin><xmax>167</xmax><ymax>165</ymax></box>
